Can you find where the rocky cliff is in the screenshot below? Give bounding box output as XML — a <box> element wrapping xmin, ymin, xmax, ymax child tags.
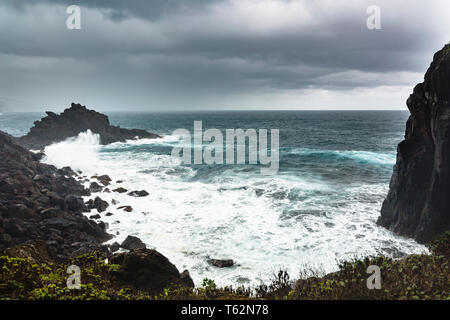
<box><xmin>379</xmin><ymin>44</ymin><xmax>450</xmax><ymax>243</ymax></box>
<box><xmin>16</xmin><ymin>103</ymin><xmax>160</xmax><ymax>150</ymax></box>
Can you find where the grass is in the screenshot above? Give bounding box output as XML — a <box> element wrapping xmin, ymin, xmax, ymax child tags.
<box><xmin>0</xmin><ymin>231</ymin><xmax>449</xmax><ymax>300</ymax></box>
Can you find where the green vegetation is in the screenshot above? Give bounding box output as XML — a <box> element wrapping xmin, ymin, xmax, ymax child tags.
<box><xmin>1</xmin><ymin>232</ymin><xmax>449</xmax><ymax>300</ymax></box>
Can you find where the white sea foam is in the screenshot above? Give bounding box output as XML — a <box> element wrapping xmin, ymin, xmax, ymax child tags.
<box><xmin>42</xmin><ymin>130</ymin><xmax>427</xmax><ymax>287</ymax></box>
<box><xmin>287</xmin><ymin>148</ymin><xmax>396</xmax><ymax>165</ymax></box>
<box><xmin>42</xmin><ymin>130</ymin><xmax>101</xmax><ymax>172</ymax></box>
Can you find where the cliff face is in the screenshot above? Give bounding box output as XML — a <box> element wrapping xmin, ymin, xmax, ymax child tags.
<box><xmin>379</xmin><ymin>44</ymin><xmax>450</xmax><ymax>243</ymax></box>
<box><xmin>16</xmin><ymin>103</ymin><xmax>160</xmax><ymax>150</ymax></box>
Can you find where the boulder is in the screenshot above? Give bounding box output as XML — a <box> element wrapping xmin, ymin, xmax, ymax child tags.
<box><xmin>208</xmin><ymin>259</ymin><xmax>234</xmax><ymax>268</ymax></box>
<box><xmin>86</xmin><ymin>196</ymin><xmax>109</xmax><ymax>213</ymax></box>
<box><xmin>180</xmin><ymin>270</ymin><xmax>195</xmax><ymax>288</ymax></box>
<box><xmin>128</xmin><ymin>190</ymin><xmax>149</xmax><ymax>197</ymax></box>
<box><xmin>120</xmin><ymin>235</ymin><xmax>146</xmax><ymax>250</ymax></box>
<box><xmin>97</xmin><ymin>175</ymin><xmax>112</xmax><ymax>186</ymax></box>
<box><xmin>89</xmin><ymin>182</ymin><xmax>103</xmax><ymax>193</ymax></box>
<box><xmin>109</xmin><ymin>248</ymin><xmax>181</xmax><ymax>293</ymax></box>
<box><xmin>110</xmin><ymin>242</ymin><xmax>120</xmax><ymax>253</ymax></box>
<box><xmin>2</xmin><ymin>241</ymin><xmax>54</xmax><ymax>265</ymax></box>
<box><xmin>117</xmin><ymin>205</ymin><xmax>133</xmax><ymax>212</ymax></box>
<box><xmin>65</xmin><ymin>195</ymin><xmax>87</xmax><ymax>212</ymax></box>
<box><xmin>113</xmin><ymin>187</ymin><xmax>128</xmax><ymax>194</ymax></box>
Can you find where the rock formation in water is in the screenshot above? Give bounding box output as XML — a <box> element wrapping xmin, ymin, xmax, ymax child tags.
<box><xmin>379</xmin><ymin>44</ymin><xmax>450</xmax><ymax>243</ymax></box>
<box><xmin>16</xmin><ymin>103</ymin><xmax>160</xmax><ymax>150</ymax></box>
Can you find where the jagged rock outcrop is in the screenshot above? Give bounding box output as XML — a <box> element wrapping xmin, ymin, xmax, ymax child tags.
<box><xmin>15</xmin><ymin>103</ymin><xmax>160</xmax><ymax>150</ymax></box>
<box><xmin>0</xmin><ymin>130</ymin><xmax>112</xmax><ymax>259</ymax></box>
<box><xmin>379</xmin><ymin>44</ymin><xmax>450</xmax><ymax>243</ymax></box>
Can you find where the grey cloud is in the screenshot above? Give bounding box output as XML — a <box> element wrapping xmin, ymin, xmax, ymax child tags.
<box><xmin>0</xmin><ymin>0</ymin><xmax>449</xmax><ymax>111</ymax></box>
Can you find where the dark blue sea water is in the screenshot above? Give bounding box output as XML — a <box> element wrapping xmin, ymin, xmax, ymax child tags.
<box><xmin>0</xmin><ymin>111</ymin><xmax>427</xmax><ymax>286</ymax></box>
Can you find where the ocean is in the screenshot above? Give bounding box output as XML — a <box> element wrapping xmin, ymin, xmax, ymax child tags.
<box><xmin>0</xmin><ymin>110</ymin><xmax>428</xmax><ymax>287</ymax></box>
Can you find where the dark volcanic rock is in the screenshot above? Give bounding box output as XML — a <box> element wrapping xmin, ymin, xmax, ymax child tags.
<box><xmin>86</xmin><ymin>196</ymin><xmax>109</xmax><ymax>213</ymax></box>
<box><xmin>96</xmin><ymin>175</ymin><xmax>112</xmax><ymax>186</ymax></box>
<box><xmin>109</xmin><ymin>249</ymin><xmax>183</xmax><ymax>293</ymax></box>
<box><xmin>0</xmin><ymin>130</ymin><xmax>111</xmax><ymax>258</ymax></box>
<box><xmin>1</xmin><ymin>241</ymin><xmax>54</xmax><ymax>265</ymax></box>
<box><xmin>118</xmin><ymin>205</ymin><xmax>133</xmax><ymax>212</ymax></box>
<box><xmin>128</xmin><ymin>190</ymin><xmax>149</xmax><ymax>197</ymax></box>
<box><xmin>379</xmin><ymin>44</ymin><xmax>450</xmax><ymax>243</ymax></box>
<box><xmin>89</xmin><ymin>182</ymin><xmax>103</xmax><ymax>193</ymax></box>
<box><xmin>120</xmin><ymin>235</ymin><xmax>146</xmax><ymax>250</ymax></box>
<box><xmin>113</xmin><ymin>187</ymin><xmax>128</xmax><ymax>194</ymax></box>
<box><xmin>180</xmin><ymin>270</ymin><xmax>195</xmax><ymax>288</ymax></box>
<box><xmin>65</xmin><ymin>195</ymin><xmax>88</xmax><ymax>212</ymax></box>
<box><xmin>208</xmin><ymin>259</ymin><xmax>234</xmax><ymax>268</ymax></box>
<box><xmin>110</xmin><ymin>242</ymin><xmax>120</xmax><ymax>253</ymax></box>
<box><xmin>15</xmin><ymin>103</ymin><xmax>160</xmax><ymax>150</ymax></box>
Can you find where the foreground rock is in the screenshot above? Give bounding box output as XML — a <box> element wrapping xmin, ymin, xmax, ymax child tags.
<box><xmin>1</xmin><ymin>241</ymin><xmax>53</xmax><ymax>265</ymax></box>
<box><xmin>15</xmin><ymin>103</ymin><xmax>160</xmax><ymax>150</ymax></box>
<box><xmin>0</xmin><ymin>131</ymin><xmax>112</xmax><ymax>259</ymax></box>
<box><xmin>180</xmin><ymin>270</ymin><xmax>195</xmax><ymax>288</ymax></box>
<box><xmin>110</xmin><ymin>248</ymin><xmax>193</xmax><ymax>292</ymax></box>
<box><xmin>379</xmin><ymin>44</ymin><xmax>450</xmax><ymax>243</ymax></box>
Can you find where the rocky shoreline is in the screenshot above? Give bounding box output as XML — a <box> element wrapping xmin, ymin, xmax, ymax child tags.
<box><xmin>0</xmin><ymin>130</ymin><xmax>110</xmax><ymax>260</ymax></box>
<box><xmin>0</xmin><ymin>105</ymin><xmax>196</xmax><ymax>294</ymax></box>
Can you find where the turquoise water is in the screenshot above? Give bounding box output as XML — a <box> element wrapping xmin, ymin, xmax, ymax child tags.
<box><xmin>0</xmin><ymin>111</ymin><xmax>427</xmax><ymax>286</ymax></box>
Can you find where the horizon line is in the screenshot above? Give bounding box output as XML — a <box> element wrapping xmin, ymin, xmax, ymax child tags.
<box><xmin>3</xmin><ymin>108</ymin><xmax>409</xmax><ymax>113</ymax></box>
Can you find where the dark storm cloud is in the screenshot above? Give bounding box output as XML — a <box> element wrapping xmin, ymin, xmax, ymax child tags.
<box><xmin>0</xmin><ymin>0</ymin><xmax>448</xmax><ymax>110</ymax></box>
<box><xmin>2</xmin><ymin>0</ymin><xmax>218</xmax><ymax>21</ymax></box>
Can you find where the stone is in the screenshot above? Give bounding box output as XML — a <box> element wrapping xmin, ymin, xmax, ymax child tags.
<box><xmin>180</xmin><ymin>270</ymin><xmax>195</xmax><ymax>288</ymax></box>
<box><xmin>97</xmin><ymin>175</ymin><xmax>112</xmax><ymax>186</ymax></box>
<box><xmin>113</xmin><ymin>187</ymin><xmax>128</xmax><ymax>194</ymax></box>
<box><xmin>208</xmin><ymin>259</ymin><xmax>234</xmax><ymax>268</ymax></box>
<box><xmin>110</xmin><ymin>242</ymin><xmax>120</xmax><ymax>253</ymax></box>
<box><xmin>89</xmin><ymin>182</ymin><xmax>103</xmax><ymax>193</ymax></box>
<box><xmin>2</xmin><ymin>241</ymin><xmax>54</xmax><ymax>265</ymax></box>
<box><xmin>120</xmin><ymin>235</ymin><xmax>146</xmax><ymax>250</ymax></box>
<box><xmin>118</xmin><ymin>205</ymin><xmax>133</xmax><ymax>212</ymax></box>
<box><xmin>127</xmin><ymin>190</ymin><xmax>149</xmax><ymax>197</ymax></box>
<box><xmin>65</xmin><ymin>195</ymin><xmax>87</xmax><ymax>212</ymax></box>
<box><xmin>109</xmin><ymin>248</ymin><xmax>181</xmax><ymax>293</ymax></box>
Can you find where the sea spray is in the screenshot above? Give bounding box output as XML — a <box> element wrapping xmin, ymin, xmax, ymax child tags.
<box><xmin>42</xmin><ymin>130</ymin><xmax>101</xmax><ymax>172</ymax></box>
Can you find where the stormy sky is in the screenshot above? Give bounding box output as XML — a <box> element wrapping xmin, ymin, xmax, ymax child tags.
<box><xmin>0</xmin><ymin>0</ymin><xmax>449</xmax><ymax>112</ymax></box>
